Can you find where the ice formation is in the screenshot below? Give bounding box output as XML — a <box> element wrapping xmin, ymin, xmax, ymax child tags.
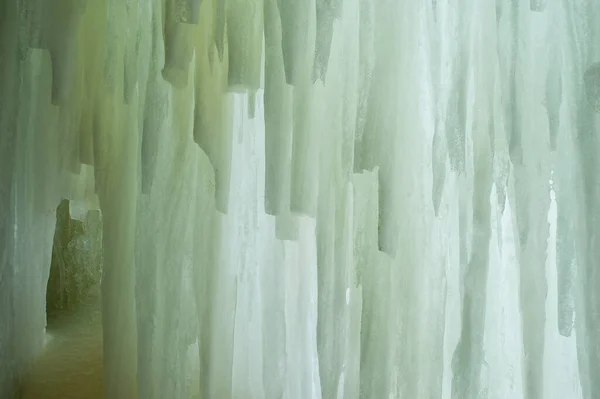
<box><xmin>0</xmin><ymin>0</ymin><xmax>597</xmax><ymax>398</ymax></box>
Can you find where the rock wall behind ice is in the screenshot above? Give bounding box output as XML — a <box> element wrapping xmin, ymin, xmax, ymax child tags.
<box><xmin>1</xmin><ymin>0</ymin><xmax>600</xmax><ymax>398</ymax></box>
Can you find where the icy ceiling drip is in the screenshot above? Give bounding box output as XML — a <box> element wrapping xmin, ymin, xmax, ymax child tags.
<box><xmin>0</xmin><ymin>0</ymin><xmax>599</xmax><ymax>398</ymax></box>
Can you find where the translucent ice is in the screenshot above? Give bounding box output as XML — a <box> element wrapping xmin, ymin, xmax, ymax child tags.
<box><xmin>1</xmin><ymin>0</ymin><xmax>599</xmax><ymax>398</ymax></box>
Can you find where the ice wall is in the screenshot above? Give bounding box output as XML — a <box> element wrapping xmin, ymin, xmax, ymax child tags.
<box><xmin>0</xmin><ymin>0</ymin><xmax>598</xmax><ymax>398</ymax></box>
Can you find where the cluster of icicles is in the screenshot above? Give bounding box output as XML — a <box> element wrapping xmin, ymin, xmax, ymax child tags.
<box><xmin>3</xmin><ymin>0</ymin><xmax>600</xmax><ymax>398</ymax></box>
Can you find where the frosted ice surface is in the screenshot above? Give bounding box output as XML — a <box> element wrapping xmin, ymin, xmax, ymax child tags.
<box><xmin>0</xmin><ymin>0</ymin><xmax>598</xmax><ymax>398</ymax></box>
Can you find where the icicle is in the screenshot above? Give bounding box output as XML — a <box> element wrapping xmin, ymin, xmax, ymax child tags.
<box><xmin>339</xmin><ymin>0</ymin><xmax>359</xmax><ymax>180</ymax></box>
<box><xmin>227</xmin><ymin>0</ymin><xmax>264</xmax><ymax>91</ymax></box>
<box><xmin>263</xmin><ymin>0</ymin><xmax>292</xmax><ymax>216</ymax></box>
<box><xmin>214</xmin><ymin>0</ymin><xmax>227</xmax><ymax>60</ymax></box>
<box><xmin>312</xmin><ymin>0</ymin><xmax>342</xmax><ymax>83</ymax></box>
<box><xmin>505</xmin><ymin>1</ymin><xmax>523</xmax><ymax>166</ymax></box>
<box><xmin>45</xmin><ymin>1</ymin><xmax>87</xmax><ymax>105</ymax></box>
<box><xmin>25</xmin><ymin>0</ymin><xmax>46</xmax><ymax>49</ymax></box>
<box><xmin>290</xmin><ymin>82</ymin><xmax>319</xmax><ymax>216</ymax></box>
<box><xmin>352</xmin><ymin>0</ymin><xmax>375</xmax><ymax>172</ymax></box>
<box><xmin>277</xmin><ymin>0</ymin><xmax>313</xmax><ymax>85</ymax></box>
<box><xmin>162</xmin><ymin>0</ymin><xmax>196</xmax><ymax>88</ymax></box>
<box><xmin>192</xmin><ymin>0</ymin><xmax>233</xmax><ymax>212</ymax></box>
<box><xmin>76</xmin><ymin>0</ymin><xmax>109</xmax><ymax>168</ymax></box>
<box><xmin>262</xmin><ymin>0</ymin><xmax>300</xmax><ymax>238</ymax></box>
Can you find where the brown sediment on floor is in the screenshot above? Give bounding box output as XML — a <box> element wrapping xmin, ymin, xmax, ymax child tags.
<box><xmin>20</xmin><ymin>313</ymin><xmax>105</xmax><ymax>399</ymax></box>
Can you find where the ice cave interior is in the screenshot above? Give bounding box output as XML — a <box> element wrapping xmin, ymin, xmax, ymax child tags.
<box><xmin>1</xmin><ymin>0</ymin><xmax>600</xmax><ymax>398</ymax></box>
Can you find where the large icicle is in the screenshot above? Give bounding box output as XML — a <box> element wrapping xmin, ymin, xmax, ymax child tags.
<box><xmin>263</xmin><ymin>0</ymin><xmax>293</xmax><ymax>218</ymax></box>
<box><xmin>227</xmin><ymin>0</ymin><xmax>264</xmax><ymax>91</ymax></box>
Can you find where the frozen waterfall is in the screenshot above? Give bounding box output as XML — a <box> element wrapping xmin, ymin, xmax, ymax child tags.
<box><xmin>0</xmin><ymin>0</ymin><xmax>598</xmax><ymax>398</ymax></box>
